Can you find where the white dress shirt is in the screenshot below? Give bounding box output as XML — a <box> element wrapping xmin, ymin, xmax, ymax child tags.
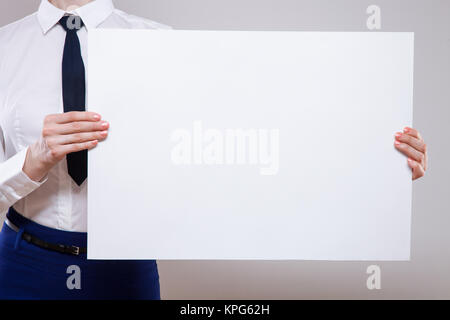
<box><xmin>0</xmin><ymin>0</ymin><xmax>171</xmax><ymax>231</ymax></box>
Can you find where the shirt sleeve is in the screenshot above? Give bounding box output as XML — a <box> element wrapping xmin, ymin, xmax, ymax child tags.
<box><xmin>0</xmin><ymin>126</ymin><xmax>47</xmax><ymax>218</ymax></box>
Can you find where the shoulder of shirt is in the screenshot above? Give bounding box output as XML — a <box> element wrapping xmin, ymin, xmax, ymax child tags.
<box><xmin>0</xmin><ymin>13</ymin><xmax>38</xmax><ymax>114</ymax></box>
<box><xmin>0</xmin><ymin>13</ymin><xmax>39</xmax><ymax>56</ymax></box>
<box><xmin>112</xmin><ymin>9</ymin><xmax>173</xmax><ymax>30</ymax></box>
<box><xmin>0</xmin><ymin>13</ymin><xmax>38</xmax><ymax>79</ymax></box>
<box><xmin>0</xmin><ymin>12</ymin><xmax>38</xmax><ymax>42</ymax></box>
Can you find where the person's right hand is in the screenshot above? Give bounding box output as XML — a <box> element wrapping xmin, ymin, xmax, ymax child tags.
<box><xmin>23</xmin><ymin>111</ymin><xmax>109</xmax><ymax>182</ymax></box>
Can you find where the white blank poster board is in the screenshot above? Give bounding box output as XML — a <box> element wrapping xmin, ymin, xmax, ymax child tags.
<box><xmin>87</xmin><ymin>30</ymin><xmax>413</xmax><ymax>260</ymax></box>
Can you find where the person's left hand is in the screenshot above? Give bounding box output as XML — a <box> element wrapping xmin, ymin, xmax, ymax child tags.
<box><xmin>394</xmin><ymin>127</ymin><xmax>427</xmax><ymax>180</ymax></box>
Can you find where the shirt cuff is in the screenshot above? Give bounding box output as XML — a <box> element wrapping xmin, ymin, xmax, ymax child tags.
<box><xmin>0</xmin><ymin>148</ymin><xmax>48</xmax><ymax>198</ymax></box>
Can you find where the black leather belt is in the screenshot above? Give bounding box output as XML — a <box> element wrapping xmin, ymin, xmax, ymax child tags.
<box><xmin>5</xmin><ymin>218</ymin><xmax>87</xmax><ymax>256</ymax></box>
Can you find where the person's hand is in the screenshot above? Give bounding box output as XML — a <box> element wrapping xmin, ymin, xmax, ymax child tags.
<box><xmin>394</xmin><ymin>127</ymin><xmax>427</xmax><ymax>180</ymax></box>
<box><xmin>23</xmin><ymin>111</ymin><xmax>109</xmax><ymax>182</ymax></box>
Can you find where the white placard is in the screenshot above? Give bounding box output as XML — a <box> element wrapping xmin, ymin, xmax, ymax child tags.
<box><xmin>87</xmin><ymin>30</ymin><xmax>413</xmax><ymax>260</ymax></box>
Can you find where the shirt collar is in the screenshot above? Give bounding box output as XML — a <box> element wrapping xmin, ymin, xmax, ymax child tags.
<box><xmin>37</xmin><ymin>0</ymin><xmax>115</xmax><ymax>34</ymax></box>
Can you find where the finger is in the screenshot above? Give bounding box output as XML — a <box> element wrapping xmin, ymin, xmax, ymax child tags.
<box><xmin>51</xmin><ymin>131</ymin><xmax>108</xmax><ymax>145</ymax></box>
<box><xmin>395</xmin><ymin>132</ymin><xmax>427</xmax><ymax>153</ymax></box>
<box><xmin>51</xmin><ymin>140</ymin><xmax>99</xmax><ymax>158</ymax></box>
<box><xmin>53</xmin><ymin>120</ymin><xmax>109</xmax><ymax>135</ymax></box>
<box><xmin>407</xmin><ymin>158</ymin><xmax>425</xmax><ymax>180</ymax></box>
<box><xmin>46</xmin><ymin>112</ymin><xmax>101</xmax><ymax>124</ymax></box>
<box><xmin>403</xmin><ymin>127</ymin><xmax>423</xmax><ymax>141</ymax></box>
<box><xmin>394</xmin><ymin>140</ymin><xmax>425</xmax><ymax>163</ymax></box>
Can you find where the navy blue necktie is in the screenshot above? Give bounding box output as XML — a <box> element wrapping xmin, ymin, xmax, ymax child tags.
<box><xmin>60</xmin><ymin>16</ymin><xmax>87</xmax><ymax>186</ymax></box>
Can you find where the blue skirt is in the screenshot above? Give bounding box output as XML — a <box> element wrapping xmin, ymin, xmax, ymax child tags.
<box><xmin>0</xmin><ymin>208</ymin><xmax>160</xmax><ymax>300</ymax></box>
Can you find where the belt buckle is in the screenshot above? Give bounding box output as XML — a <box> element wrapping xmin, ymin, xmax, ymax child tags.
<box><xmin>71</xmin><ymin>245</ymin><xmax>80</xmax><ymax>256</ymax></box>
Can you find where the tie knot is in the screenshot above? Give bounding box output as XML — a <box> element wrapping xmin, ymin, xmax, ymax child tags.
<box><xmin>59</xmin><ymin>15</ymin><xmax>84</xmax><ymax>32</ymax></box>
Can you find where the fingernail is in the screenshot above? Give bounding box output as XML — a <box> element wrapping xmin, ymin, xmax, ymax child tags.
<box><xmin>403</xmin><ymin>127</ymin><xmax>409</xmax><ymax>133</ymax></box>
<box><xmin>101</xmin><ymin>130</ymin><xmax>108</xmax><ymax>135</ymax></box>
<box><xmin>101</xmin><ymin>121</ymin><xmax>109</xmax><ymax>128</ymax></box>
<box><xmin>93</xmin><ymin>114</ymin><xmax>101</xmax><ymax>121</ymax></box>
<box><xmin>395</xmin><ymin>132</ymin><xmax>402</xmax><ymax>138</ymax></box>
<box><xmin>394</xmin><ymin>140</ymin><xmax>401</xmax><ymax>146</ymax></box>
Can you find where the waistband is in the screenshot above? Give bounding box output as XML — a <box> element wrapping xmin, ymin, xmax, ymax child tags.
<box><xmin>6</xmin><ymin>207</ymin><xmax>87</xmax><ymax>248</ymax></box>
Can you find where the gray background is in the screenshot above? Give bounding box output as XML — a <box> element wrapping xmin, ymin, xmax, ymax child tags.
<box><xmin>0</xmin><ymin>0</ymin><xmax>449</xmax><ymax>299</ymax></box>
